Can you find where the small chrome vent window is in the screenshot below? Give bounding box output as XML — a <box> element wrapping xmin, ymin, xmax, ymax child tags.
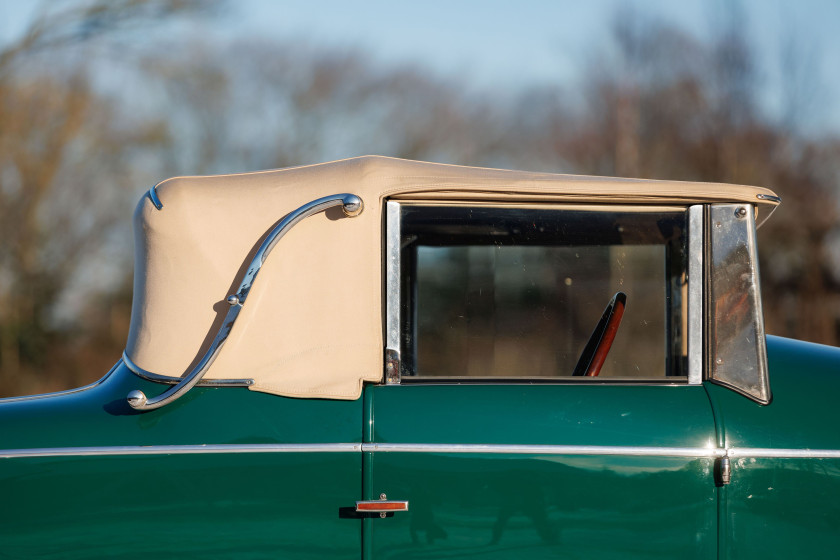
<box><xmin>708</xmin><ymin>204</ymin><xmax>771</xmax><ymax>404</ymax></box>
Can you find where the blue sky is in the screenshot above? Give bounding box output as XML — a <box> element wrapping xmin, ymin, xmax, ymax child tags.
<box><xmin>2</xmin><ymin>0</ymin><xmax>840</xmax><ymax>132</ymax></box>
<box><xmin>228</xmin><ymin>0</ymin><xmax>840</xmax><ymax>133</ymax></box>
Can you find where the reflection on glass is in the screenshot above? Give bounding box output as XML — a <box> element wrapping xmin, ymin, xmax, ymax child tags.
<box><xmin>400</xmin><ymin>206</ymin><xmax>688</xmax><ymax>379</ymax></box>
<box><xmin>709</xmin><ymin>204</ymin><xmax>770</xmax><ymax>403</ymax></box>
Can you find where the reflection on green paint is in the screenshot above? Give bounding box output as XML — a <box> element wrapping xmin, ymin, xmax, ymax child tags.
<box><xmin>369</xmin><ymin>384</ymin><xmax>717</xmax><ymax>558</ymax></box>
<box><xmin>0</xmin><ymin>364</ymin><xmax>364</xmax><ymax>559</ymax></box>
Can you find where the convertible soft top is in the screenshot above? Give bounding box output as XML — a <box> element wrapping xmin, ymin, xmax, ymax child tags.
<box><xmin>125</xmin><ymin>155</ymin><xmax>780</xmax><ymax>399</ymax></box>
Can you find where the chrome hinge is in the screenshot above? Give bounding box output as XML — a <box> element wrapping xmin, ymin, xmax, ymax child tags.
<box><xmin>385</xmin><ymin>348</ymin><xmax>400</xmax><ymax>384</ymax></box>
<box><xmin>715</xmin><ymin>456</ymin><xmax>731</xmax><ymax>486</ymax></box>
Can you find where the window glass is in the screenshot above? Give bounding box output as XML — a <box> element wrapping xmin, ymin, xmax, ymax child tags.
<box><xmin>708</xmin><ymin>204</ymin><xmax>770</xmax><ymax>403</ymax></box>
<box><xmin>400</xmin><ymin>205</ymin><xmax>688</xmax><ymax>380</ymax></box>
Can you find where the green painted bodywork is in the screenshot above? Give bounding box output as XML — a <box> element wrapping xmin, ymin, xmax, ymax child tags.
<box><xmin>367</xmin><ymin>384</ymin><xmax>718</xmax><ymax>559</ymax></box>
<box><xmin>706</xmin><ymin>335</ymin><xmax>840</xmax><ymax>559</ymax></box>
<box><xmin>0</xmin><ymin>363</ymin><xmax>362</xmax><ymax>449</ymax></box>
<box><xmin>2</xmin><ymin>335</ymin><xmax>840</xmax><ymax>558</ymax></box>
<box><xmin>0</xmin><ymin>363</ymin><xmax>363</xmax><ymax>559</ymax></box>
<box><xmin>711</xmin><ymin>336</ymin><xmax>840</xmax><ymax>450</ymax></box>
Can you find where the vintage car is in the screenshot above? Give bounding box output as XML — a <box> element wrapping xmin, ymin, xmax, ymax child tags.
<box><xmin>1</xmin><ymin>155</ymin><xmax>838</xmax><ymax>559</ymax></box>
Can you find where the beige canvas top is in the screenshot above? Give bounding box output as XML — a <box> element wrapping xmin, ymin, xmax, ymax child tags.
<box><xmin>125</xmin><ymin>155</ymin><xmax>780</xmax><ymax>400</ymax></box>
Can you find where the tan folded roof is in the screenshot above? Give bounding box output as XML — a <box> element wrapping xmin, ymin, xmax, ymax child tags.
<box><xmin>125</xmin><ymin>155</ymin><xmax>780</xmax><ymax>399</ymax></box>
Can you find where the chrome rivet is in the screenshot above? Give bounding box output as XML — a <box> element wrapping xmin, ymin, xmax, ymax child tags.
<box><xmin>380</xmin><ymin>512</ymin><xmax>386</xmax><ymax>518</ymax></box>
<box><xmin>226</xmin><ymin>295</ymin><xmax>240</xmax><ymax>306</ymax></box>
<box><xmin>735</xmin><ymin>207</ymin><xmax>747</xmax><ymax>219</ymax></box>
<box><xmin>127</xmin><ymin>390</ymin><xmax>147</xmax><ymax>408</ymax></box>
<box><xmin>342</xmin><ymin>195</ymin><xmax>364</xmax><ymax>217</ymax></box>
<box><xmin>379</xmin><ymin>493</ymin><xmax>387</xmax><ymax>500</ymax></box>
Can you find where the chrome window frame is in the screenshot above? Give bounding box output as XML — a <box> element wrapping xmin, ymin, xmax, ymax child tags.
<box><xmin>384</xmin><ymin>200</ymin><xmax>704</xmax><ymax>386</ymax></box>
<box><xmin>385</xmin><ymin>201</ymin><xmax>402</xmax><ymax>384</ymax></box>
<box><xmin>687</xmin><ymin>205</ymin><xmax>704</xmax><ymax>385</ymax></box>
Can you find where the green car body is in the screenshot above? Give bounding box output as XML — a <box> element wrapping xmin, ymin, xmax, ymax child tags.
<box><xmin>1</xmin><ymin>157</ymin><xmax>835</xmax><ymax>558</ymax></box>
<box><xmin>2</xmin><ymin>338</ymin><xmax>838</xmax><ymax>559</ymax></box>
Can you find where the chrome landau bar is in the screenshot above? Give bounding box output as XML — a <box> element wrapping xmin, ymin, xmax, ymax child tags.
<box><xmin>125</xmin><ymin>193</ymin><xmax>364</xmax><ymax>411</ymax></box>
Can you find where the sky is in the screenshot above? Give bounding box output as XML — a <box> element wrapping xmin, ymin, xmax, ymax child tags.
<box><xmin>227</xmin><ymin>0</ymin><xmax>840</xmax><ymax>133</ymax></box>
<box><xmin>0</xmin><ymin>0</ymin><xmax>838</xmax><ymax>328</ymax></box>
<box><xmin>2</xmin><ymin>0</ymin><xmax>840</xmax><ymax>132</ymax></box>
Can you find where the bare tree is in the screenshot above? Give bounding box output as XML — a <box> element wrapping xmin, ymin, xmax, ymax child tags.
<box><xmin>524</xmin><ymin>7</ymin><xmax>840</xmax><ymax>344</ymax></box>
<box><xmin>0</xmin><ymin>0</ymin><xmax>217</xmax><ymax>396</ymax></box>
<box><xmin>1</xmin><ymin>2</ymin><xmax>838</xmax><ymax>397</ymax></box>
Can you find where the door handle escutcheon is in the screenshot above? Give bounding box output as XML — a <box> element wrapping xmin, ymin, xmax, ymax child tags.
<box><xmin>355</xmin><ymin>500</ymin><xmax>409</xmax><ymax>513</ymax></box>
<box><xmin>355</xmin><ymin>493</ymin><xmax>408</xmax><ymax>518</ymax></box>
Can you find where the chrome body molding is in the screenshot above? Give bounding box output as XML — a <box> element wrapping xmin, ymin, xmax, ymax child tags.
<box><xmin>122</xmin><ymin>352</ymin><xmax>253</xmax><ymax>387</ymax></box>
<box><xmin>0</xmin><ymin>443</ymin><xmax>362</xmax><ymax>459</ymax></box>
<box><xmin>363</xmin><ymin>443</ymin><xmax>727</xmax><ymax>458</ymax></box>
<box><xmin>4</xmin><ymin>442</ymin><xmax>840</xmax><ymax>460</ymax></box>
<box><xmin>125</xmin><ymin>193</ymin><xmax>364</xmax><ymax>411</ymax></box>
<box><xmin>147</xmin><ymin>185</ymin><xmax>163</xmax><ymax>210</ymax></box>
<box><xmin>363</xmin><ymin>444</ymin><xmax>840</xmax><ymax>459</ymax></box>
<box><xmin>727</xmin><ymin>448</ymin><xmax>840</xmax><ymax>459</ymax></box>
<box><xmin>366</xmin><ymin>444</ymin><xmax>840</xmax><ymax>459</ymax></box>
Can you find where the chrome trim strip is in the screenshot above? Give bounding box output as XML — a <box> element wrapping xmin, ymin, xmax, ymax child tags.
<box><xmin>384</xmin><ymin>200</ymin><xmax>401</xmax><ymax>384</ymax></box>
<box><xmin>0</xmin><ymin>443</ymin><xmax>362</xmax><ymax>459</ymax></box>
<box><xmin>362</xmin><ymin>443</ymin><xmax>726</xmax><ymax>458</ymax></box>
<box><xmin>5</xmin><ymin>443</ymin><xmax>840</xmax><ymax>460</ymax></box>
<box><xmin>756</xmin><ymin>193</ymin><xmax>782</xmax><ymax>204</ymax></box>
<box><xmin>147</xmin><ymin>185</ymin><xmax>163</xmax><ymax>210</ymax></box>
<box><xmin>126</xmin><ymin>193</ymin><xmax>364</xmax><ymax>411</ymax></box>
<box><xmin>688</xmin><ymin>205</ymin><xmax>703</xmax><ymax>384</ymax></box>
<box><xmin>366</xmin><ymin>444</ymin><xmax>840</xmax><ymax>459</ymax></box>
<box><xmin>0</xmin><ymin>361</ymin><xmax>120</xmax><ymax>403</ymax></box>
<box><xmin>727</xmin><ymin>448</ymin><xmax>840</xmax><ymax>459</ymax></box>
<box><xmin>122</xmin><ymin>352</ymin><xmax>253</xmax><ymax>387</ymax></box>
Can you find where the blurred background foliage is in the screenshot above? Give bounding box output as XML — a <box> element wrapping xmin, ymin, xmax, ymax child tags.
<box><xmin>0</xmin><ymin>0</ymin><xmax>838</xmax><ymax>396</ymax></box>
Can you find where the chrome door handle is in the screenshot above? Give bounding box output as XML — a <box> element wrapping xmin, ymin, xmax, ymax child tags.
<box><xmin>355</xmin><ymin>500</ymin><xmax>409</xmax><ymax>513</ymax></box>
<box><xmin>356</xmin><ymin>494</ymin><xmax>409</xmax><ymax>518</ymax></box>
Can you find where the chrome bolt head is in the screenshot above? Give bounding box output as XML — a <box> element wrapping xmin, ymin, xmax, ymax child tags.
<box><xmin>127</xmin><ymin>390</ymin><xmax>147</xmax><ymax>409</ymax></box>
<box><xmin>342</xmin><ymin>195</ymin><xmax>364</xmax><ymax>217</ymax></box>
<box><xmin>735</xmin><ymin>207</ymin><xmax>747</xmax><ymax>219</ymax></box>
<box><xmin>379</xmin><ymin>493</ymin><xmax>387</xmax><ymax>500</ymax></box>
<box><xmin>226</xmin><ymin>295</ymin><xmax>240</xmax><ymax>306</ymax></box>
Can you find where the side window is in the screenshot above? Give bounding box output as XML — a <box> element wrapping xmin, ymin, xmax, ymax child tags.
<box><xmin>392</xmin><ymin>204</ymin><xmax>691</xmax><ymax>382</ymax></box>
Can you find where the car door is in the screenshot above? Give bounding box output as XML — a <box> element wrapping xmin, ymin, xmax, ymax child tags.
<box><xmin>361</xmin><ymin>202</ymin><xmax>719</xmax><ymax>559</ymax></box>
